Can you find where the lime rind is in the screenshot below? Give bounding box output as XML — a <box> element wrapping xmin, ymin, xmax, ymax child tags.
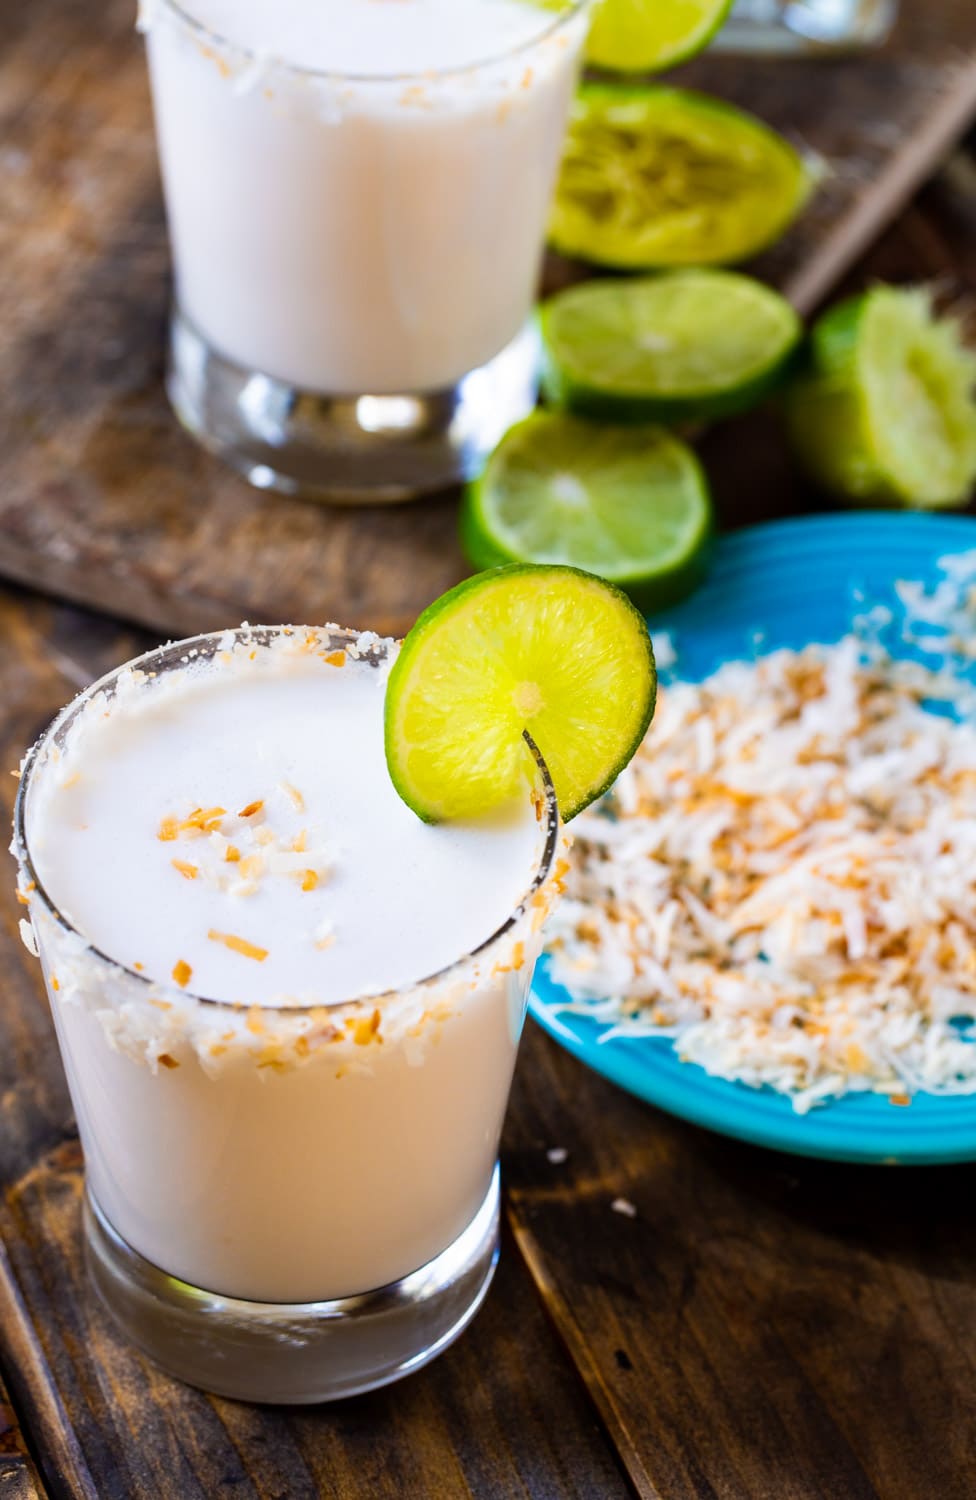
<box><xmin>585</xmin><ymin>0</ymin><xmax>735</xmax><ymax>74</ymax></box>
<box><xmin>788</xmin><ymin>287</ymin><xmax>976</xmax><ymax>509</ymax></box>
<box><xmin>460</xmin><ymin>411</ymin><xmax>713</xmax><ymax>613</ymax></box>
<box><xmin>861</xmin><ymin>287</ymin><xmax>976</xmax><ymax>507</ymax></box>
<box><xmin>384</xmin><ymin>565</ymin><xmax>656</xmax><ymax>825</ymax></box>
<box><xmin>550</xmin><ymin>84</ymin><xmax>812</xmax><ymax>271</ymax></box>
<box><xmin>539</xmin><ymin>271</ymin><xmax>803</xmax><ymax>424</ymax></box>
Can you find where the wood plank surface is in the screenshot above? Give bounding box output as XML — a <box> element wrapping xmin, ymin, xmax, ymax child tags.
<box><xmin>0</xmin><ymin>594</ymin><xmax>631</xmax><ymax>1500</ymax></box>
<box><xmin>0</xmin><ymin>0</ymin><xmax>974</xmax><ymax>642</ymax></box>
<box><xmin>507</xmin><ymin>1025</ymin><xmax>976</xmax><ymax>1500</ymax></box>
<box><xmin>0</xmin><ymin>1362</ymin><xmax>48</xmax><ymax>1500</ymax></box>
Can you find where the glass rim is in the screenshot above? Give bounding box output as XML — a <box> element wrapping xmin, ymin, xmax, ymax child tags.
<box><xmin>150</xmin><ymin>0</ymin><xmax>592</xmax><ymax>88</ymax></box>
<box><xmin>13</xmin><ymin>626</ymin><xmax>561</xmax><ymax>1016</ymax></box>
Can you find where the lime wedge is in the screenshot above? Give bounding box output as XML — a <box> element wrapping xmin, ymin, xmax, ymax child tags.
<box><xmin>787</xmin><ymin>286</ymin><xmax>976</xmax><ymax>509</ymax></box>
<box><xmin>550</xmin><ymin>84</ymin><xmax>812</xmax><ymax>270</ymax></box>
<box><xmin>587</xmin><ymin>0</ymin><xmax>734</xmax><ymax>73</ymax></box>
<box><xmin>540</xmin><ymin>270</ymin><xmax>802</xmax><ymax>423</ymax></box>
<box><xmin>460</xmin><ymin>412</ymin><xmax>712</xmax><ymax>613</ymax></box>
<box><xmin>384</xmin><ymin>565</ymin><xmax>656</xmax><ymax>823</ymax></box>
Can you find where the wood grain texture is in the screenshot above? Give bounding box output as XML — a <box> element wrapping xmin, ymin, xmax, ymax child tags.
<box><xmin>0</xmin><ymin>0</ymin><xmax>974</xmax><ymax>641</ymax></box>
<box><xmin>505</xmin><ymin>1024</ymin><xmax>976</xmax><ymax>1500</ymax></box>
<box><xmin>0</xmin><ymin>1238</ymin><xmax>95</xmax><ymax>1500</ymax></box>
<box><xmin>0</xmin><ymin>595</ymin><xmax>631</xmax><ymax>1500</ymax></box>
<box><xmin>0</xmin><ymin>1361</ymin><xmax>48</xmax><ymax>1500</ymax></box>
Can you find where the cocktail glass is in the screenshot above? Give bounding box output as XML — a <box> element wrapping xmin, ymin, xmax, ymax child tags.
<box><xmin>141</xmin><ymin>0</ymin><xmax>592</xmax><ymax>502</ymax></box>
<box><xmin>13</xmin><ymin>628</ymin><xmax>562</xmax><ymax>1402</ymax></box>
<box><xmin>714</xmin><ymin>0</ymin><xmax>897</xmax><ymax>53</ymax></box>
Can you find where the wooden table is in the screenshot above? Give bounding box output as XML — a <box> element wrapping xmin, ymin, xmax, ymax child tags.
<box><xmin>4</xmin><ymin>36</ymin><xmax>976</xmax><ymax>1500</ymax></box>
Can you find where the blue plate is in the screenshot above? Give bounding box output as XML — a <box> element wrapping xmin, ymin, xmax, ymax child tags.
<box><xmin>530</xmin><ymin>513</ymin><xmax>976</xmax><ymax>1165</ymax></box>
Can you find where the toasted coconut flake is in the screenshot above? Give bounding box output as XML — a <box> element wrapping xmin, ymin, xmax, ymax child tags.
<box><xmin>280</xmin><ymin>781</ymin><xmax>305</xmax><ymax>812</ymax></box>
<box><xmin>353</xmin><ymin>1009</ymin><xmax>382</xmax><ymax>1046</ymax></box>
<box><xmin>171</xmin><ymin>860</ymin><xmax>199</xmax><ymax>881</ymax></box>
<box><xmin>158</xmin><ymin>1053</ymin><xmax>180</xmax><ymax>1070</ymax></box>
<box><xmin>301</xmin><ymin>869</ymin><xmax>318</xmax><ymax>893</ymax></box>
<box><xmin>208</xmin><ymin>929</ymin><xmax>269</xmax><ymax>962</ymax></box>
<box><xmin>239</xmin><ymin>800</ymin><xmax>264</xmax><ymax>819</ymax></box>
<box><xmin>172</xmin><ymin>960</ymin><xmax>193</xmax><ymax>988</ymax></box>
<box><xmin>546</xmin><ymin>615</ymin><xmax>976</xmax><ymax>1114</ymax></box>
<box><xmin>495</xmin><ymin>940</ymin><xmax>526</xmax><ymax>975</ymax></box>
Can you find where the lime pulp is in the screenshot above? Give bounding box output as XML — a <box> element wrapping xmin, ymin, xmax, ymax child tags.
<box><xmin>787</xmin><ymin>286</ymin><xmax>976</xmax><ymax>509</ymax></box>
<box><xmin>540</xmin><ymin>270</ymin><xmax>803</xmax><ymax>423</ymax></box>
<box><xmin>461</xmin><ymin>412</ymin><xmax>712</xmax><ymax>613</ymax></box>
<box><xmin>550</xmin><ymin>84</ymin><xmax>813</xmax><ymax>270</ymax></box>
<box><xmin>384</xmin><ymin>565</ymin><xmax>656</xmax><ymax>823</ymax></box>
<box><xmin>586</xmin><ymin>0</ymin><xmax>735</xmax><ymax>74</ymax></box>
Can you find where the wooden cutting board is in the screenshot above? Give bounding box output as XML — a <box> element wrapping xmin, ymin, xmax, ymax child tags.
<box><xmin>0</xmin><ymin>0</ymin><xmax>974</xmax><ymax>640</ymax></box>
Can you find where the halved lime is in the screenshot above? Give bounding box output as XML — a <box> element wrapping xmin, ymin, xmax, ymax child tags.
<box><xmin>384</xmin><ymin>565</ymin><xmax>656</xmax><ymax>824</ymax></box>
<box><xmin>787</xmin><ymin>286</ymin><xmax>976</xmax><ymax>509</ymax></box>
<box><xmin>540</xmin><ymin>270</ymin><xmax>803</xmax><ymax>423</ymax></box>
<box><xmin>550</xmin><ymin>85</ymin><xmax>813</xmax><ymax>270</ymax></box>
<box><xmin>460</xmin><ymin>412</ymin><xmax>712</xmax><ymax>614</ymax></box>
<box><xmin>586</xmin><ymin>0</ymin><xmax>734</xmax><ymax>74</ymax></box>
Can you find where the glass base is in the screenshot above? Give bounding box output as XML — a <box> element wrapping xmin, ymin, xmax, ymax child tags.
<box><xmin>713</xmin><ymin>0</ymin><xmax>896</xmax><ymax>53</ymax></box>
<box><xmin>84</xmin><ymin>1167</ymin><xmax>500</xmax><ymax>1403</ymax></box>
<box><xmin>167</xmin><ymin>308</ymin><xmax>541</xmax><ymax>505</ymax></box>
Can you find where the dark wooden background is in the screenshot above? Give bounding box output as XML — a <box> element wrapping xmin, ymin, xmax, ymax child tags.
<box><xmin>3</xmin><ymin>1</ymin><xmax>976</xmax><ymax>1496</ymax></box>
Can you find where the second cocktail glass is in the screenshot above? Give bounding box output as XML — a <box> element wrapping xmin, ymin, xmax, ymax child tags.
<box><xmin>142</xmin><ymin>0</ymin><xmax>592</xmax><ymax>502</ymax></box>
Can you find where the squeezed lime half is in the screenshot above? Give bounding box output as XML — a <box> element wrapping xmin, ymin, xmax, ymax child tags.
<box><xmin>550</xmin><ymin>84</ymin><xmax>812</xmax><ymax>270</ymax></box>
<box><xmin>787</xmin><ymin>286</ymin><xmax>976</xmax><ymax>509</ymax></box>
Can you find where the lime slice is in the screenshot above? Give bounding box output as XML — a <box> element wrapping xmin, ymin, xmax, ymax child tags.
<box><xmin>550</xmin><ymin>84</ymin><xmax>812</xmax><ymax>270</ymax></box>
<box><xmin>586</xmin><ymin>0</ymin><xmax>734</xmax><ymax>73</ymax></box>
<box><xmin>540</xmin><ymin>270</ymin><xmax>802</xmax><ymax>423</ymax></box>
<box><xmin>787</xmin><ymin>286</ymin><xmax>976</xmax><ymax>509</ymax></box>
<box><xmin>460</xmin><ymin>411</ymin><xmax>712</xmax><ymax>614</ymax></box>
<box><xmin>384</xmin><ymin>565</ymin><xmax>656</xmax><ymax>823</ymax></box>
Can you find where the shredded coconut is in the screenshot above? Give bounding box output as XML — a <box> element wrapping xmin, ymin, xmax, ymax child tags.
<box><xmin>545</xmin><ymin>551</ymin><xmax>976</xmax><ymax>1114</ymax></box>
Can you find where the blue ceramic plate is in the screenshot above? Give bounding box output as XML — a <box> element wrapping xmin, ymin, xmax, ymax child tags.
<box><xmin>530</xmin><ymin>513</ymin><xmax>976</xmax><ymax>1165</ymax></box>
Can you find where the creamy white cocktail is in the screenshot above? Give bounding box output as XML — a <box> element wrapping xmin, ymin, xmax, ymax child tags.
<box><xmin>14</xmin><ymin>627</ymin><xmax>562</xmax><ymax>1399</ymax></box>
<box><xmin>141</xmin><ymin>0</ymin><xmax>590</xmax><ymax>497</ymax></box>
